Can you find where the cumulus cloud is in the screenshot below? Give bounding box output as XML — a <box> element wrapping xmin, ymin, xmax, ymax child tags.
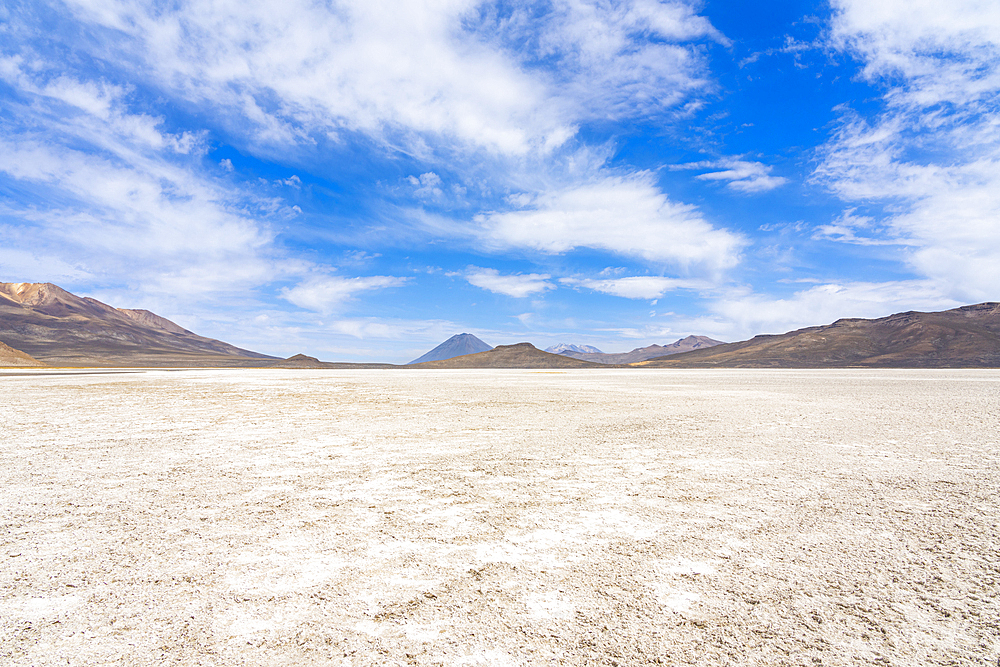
<box><xmin>464</xmin><ymin>267</ymin><xmax>554</xmax><ymax>298</ymax></box>
<box><xmin>478</xmin><ymin>172</ymin><xmax>744</xmax><ymax>272</ymax></box>
<box><xmin>561</xmin><ymin>276</ymin><xmax>707</xmax><ymax>299</ymax></box>
<box><xmin>280</xmin><ymin>275</ymin><xmax>408</xmax><ymax>313</ymax></box>
<box><xmin>408</xmin><ymin>172</ymin><xmax>444</xmax><ymax>199</ymax></box>
<box><xmin>817</xmin><ymin>0</ymin><xmax>1000</xmax><ymax>303</ymax></box>
<box><xmin>673</xmin><ymin>159</ymin><xmax>788</xmax><ymax>193</ymax></box>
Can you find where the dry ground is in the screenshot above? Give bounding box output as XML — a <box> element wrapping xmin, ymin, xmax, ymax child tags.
<box><xmin>1</xmin><ymin>369</ymin><xmax>998</xmax><ymax>666</ymax></box>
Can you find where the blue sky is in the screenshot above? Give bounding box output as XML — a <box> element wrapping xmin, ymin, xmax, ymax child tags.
<box><xmin>1</xmin><ymin>0</ymin><xmax>998</xmax><ymax>362</ymax></box>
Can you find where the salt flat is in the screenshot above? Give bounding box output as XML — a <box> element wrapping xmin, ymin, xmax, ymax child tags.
<box><xmin>1</xmin><ymin>369</ymin><xmax>998</xmax><ymax>666</ymax></box>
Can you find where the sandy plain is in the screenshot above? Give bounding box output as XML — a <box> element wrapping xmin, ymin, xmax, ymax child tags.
<box><xmin>1</xmin><ymin>369</ymin><xmax>998</xmax><ymax>666</ymax></box>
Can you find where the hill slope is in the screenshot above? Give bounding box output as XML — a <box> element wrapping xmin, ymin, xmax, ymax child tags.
<box><xmin>0</xmin><ymin>340</ymin><xmax>47</xmax><ymax>367</ymax></box>
<box><xmin>267</xmin><ymin>354</ymin><xmax>398</xmax><ymax>369</ymax></box>
<box><xmin>409</xmin><ymin>333</ymin><xmax>493</xmax><ymax>364</ymax></box>
<box><xmin>564</xmin><ymin>336</ymin><xmax>724</xmax><ymax>364</ymax></box>
<box><xmin>637</xmin><ymin>303</ymin><xmax>1000</xmax><ymax>368</ymax></box>
<box><xmin>0</xmin><ymin>282</ymin><xmax>276</xmax><ymax>367</ymax></box>
<box><xmin>413</xmin><ymin>343</ymin><xmax>614</xmax><ymax>368</ymax></box>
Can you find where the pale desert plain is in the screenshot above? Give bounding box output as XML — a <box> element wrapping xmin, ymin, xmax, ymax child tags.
<box><xmin>1</xmin><ymin>369</ymin><xmax>998</xmax><ymax>666</ymax></box>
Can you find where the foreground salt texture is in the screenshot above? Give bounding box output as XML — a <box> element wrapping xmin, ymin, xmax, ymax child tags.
<box><xmin>1</xmin><ymin>369</ymin><xmax>997</xmax><ymax>666</ymax></box>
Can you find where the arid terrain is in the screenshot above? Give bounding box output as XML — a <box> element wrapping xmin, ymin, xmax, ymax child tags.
<box><xmin>1</xmin><ymin>369</ymin><xmax>997</xmax><ymax>666</ymax></box>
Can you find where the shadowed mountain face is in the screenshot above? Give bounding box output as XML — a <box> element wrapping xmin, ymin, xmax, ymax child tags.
<box><xmin>0</xmin><ymin>340</ymin><xmax>46</xmax><ymax>367</ymax></box>
<box><xmin>637</xmin><ymin>303</ymin><xmax>1000</xmax><ymax>368</ymax></box>
<box><xmin>0</xmin><ymin>282</ymin><xmax>276</xmax><ymax>367</ymax></box>
<box><xmin>562</xmin><ymin>335</ymin><xmax>725</xmax><ymax>364</ymax></box>
<box><xmin>413</xmin><ymin>343</ymin><xmax>614</xmax><ymax>368</ymax></box>
<box><xmin>409</xmin><ymin>333</ymin><xmax>493</xmax><ymax>364</ymax></box>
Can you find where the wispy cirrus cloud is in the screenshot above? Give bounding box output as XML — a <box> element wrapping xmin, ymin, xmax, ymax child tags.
<box><xmin>817</xmin><ymin>0</ymin><xmax>1000</xmax><ymax>303</ymax></box>
<box><xmin>0</xmin><ymin>56</ymin><xmax>293</xmax><ymax>299</ymax></box>
<box><xmin>561</xmin><ymin>276</ymin><xmax>708</xmax><ymax>300</ymax></box>
<box><xmin>671</xmin><ymin>158</ymin><xmax>788</xmax><ymax>193</ymax></box>
<box><xmin>280</xmin><ymin>275</ymin><xmax>408</xmax><ymax>314</ymax></box>
<box><xmin>53</xmin><ymin>0</ymin><xmax>722</xmax><ymax>158</ymax></box>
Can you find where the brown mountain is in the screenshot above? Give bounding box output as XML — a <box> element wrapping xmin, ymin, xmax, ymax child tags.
<box><xmin>412</xmin><ymin>342</ymin><xmax>614</xmax><ymax>368</ymax></box>
<box><xmin>636</xmin><ymin>303</ymin><xmax>1000</xmax><ymax>368</ymax></box>
<box><xmin>0</xmin><ymin>340</ymin><xmax>47</xmax><ymax>367</ymax></box>
<box><xmin>266</xmin><ymin>353</ymin><xmax>397</xmax><ymax>369</ymax></box>
<box><xmin>563</xmin><ymin>335</ymin><xmax>725</xmax><ymax>364</ymax></box>
<box><xmin>0</xmin><ymin>282</ymin><xmax>277</xmax><ymax>367</ymax></box>
<box><xmin>409</xmin><ymin>333</ymin><xmax>493</xmax><ymax>364</ymax></box>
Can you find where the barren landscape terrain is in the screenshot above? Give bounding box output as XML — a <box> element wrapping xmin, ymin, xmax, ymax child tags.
<box><xmin>1</xmin><ymin>369</ymin><xmax>998</xmax><ymax>666</ymax></box>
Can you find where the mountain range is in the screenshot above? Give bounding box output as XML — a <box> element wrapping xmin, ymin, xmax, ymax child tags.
<box><xmin>0</xmin><ymin>282</ymin><xmax>275</xmax><ymax>367</ymax></box>
<box><xmin>638</xmin><ymin>303</ymin><xmax>1000</xmax><ymax>368</ymax></box>
<box><xmin>2</xmin><ymin>281</ymin><xmax>999</xmax><ymax>369</ymax></box>
<box><xmin>545</xmin><ymin>343</ymin><xmax>603</xmax><ymax>355</ymax></box>
<box><xmin>412</xmin><ymin>343</ymin><xmax>611</xmax><ymax>368</ymax></box>
<box><xmin>557</xmin><ymin>335</ymin><xmax>724</xmax><ymax>364</ymax></box>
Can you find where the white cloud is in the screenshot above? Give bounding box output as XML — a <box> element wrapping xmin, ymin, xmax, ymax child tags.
<box><xmin>818</xmin><ymin>0</ymin><xmax>1000</xmax><ymax>304</ymax></box>
<box><xmin>54</xmin><ymin>0</ymin><xmax>720</xmax><ymax>157</ymax></box>
<box><xmin>322</xmin><ymin>317</ymin><xmax>473</xmax><ymax>349</ymax></box>
<box><xmin>0</xmin><ymin>59</ymin><xmax>294</xmax><ymax>300</ymax></box>
<box><xmin>812</xmin><ymin>208</ymin><xmax>901</xmax><ymax>246</ymax></box>
<box><xmin>829</xmin><ymin>0</ymin><xmax>1000</xmax><ymax>104</ymax></box>
<box><xmin>478</xmin><ymin>172</ymin><xmax>744</xmax><ymax>272</ymax></box>
<box><xmin>674</xmin><ymin>159</ymin><xmax>788</xmax><ymax>193</ymax></box>
<box><xmin>707</xmin><ymin>281</ymin><xmax>962</xmax><ymax>340</ymax></box>
<box><xmin>280</xmin><ymin>275</ymin><xmax>408</xmax><ymax>314</ymax></box>
<box><xmin>408</xmin><ymin>172</ymin><xmax>444</xmax><ymax>199</ymax></box>
<box><xmin>0</xmin><ymin>245</ymin><xmax>91</xmax><ymax>284</ymax></box>
<box><xmin>464</xmin><ymin>267</ymin><xmax>554</xmax><ymax>298</ymax></box>
<box><xmin>475</xmin><ymin>0</ymin><xmax>725</xmax><ymax>122</ymax></box>
<box><xmin>561</xmin><ymin>276</ymin><xmax>707</xmax><ymax>299</ymax></box>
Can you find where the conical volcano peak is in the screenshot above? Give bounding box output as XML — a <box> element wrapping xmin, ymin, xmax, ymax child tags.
<box><xmin>408</xmin><ymin>333</ymin><xmax>492</xmax><ymax>364</ymax></box>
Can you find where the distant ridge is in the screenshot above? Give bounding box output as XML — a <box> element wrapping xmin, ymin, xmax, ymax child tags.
<box><xmin>269</xmin><ymin>353</ymin><xmax>328</xmax><ymax>368</ymax></box>
<box><xmin>266</xmin><ymin>353</ymin><xmax>397</xmax><ymax>369</ymax></box>
<box><xmin>565</xmin><ymin>335</ymin><xmax>724</xmax><ymax>364</ymax></box>
<box><xmin>409</xmin><ymin>333</ymin><xmax>492</xmax><ymax>364</ymax></box>
<box><xmin>637</xmin><ymin>303</ymin><xmax>1000</xmax><ymax>368</ymax></box>
<box><xmin>545</xmin><ymin>343</ymin><xmax>603</xmax><ymax>355</ymax></box>
<box><xmin>412</xmin><ymin>342</ymin><xmax>614</xmax><ymax>368</ymax></box>
<box><xmin>0</xmin><ymin>281</ymin><xmax>277</xmax><ymax>367</ymax></box>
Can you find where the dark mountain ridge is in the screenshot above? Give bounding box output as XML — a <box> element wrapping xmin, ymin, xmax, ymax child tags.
<box><xmin>0</xmin><ymin>340</ymin><xmax>46</xmax><ymax>367</ymax></box>
<box><xmin>0</xmin><ymin>282</ymin><xmax>276</xmax><ymax>367</ymax></box>
<box><xmin>637</xmin><ymin>303</ymin><xmax>1000</xmax><ymax>368</ymax></box>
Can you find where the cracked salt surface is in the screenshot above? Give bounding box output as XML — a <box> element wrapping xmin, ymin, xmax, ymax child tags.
<box><xmin>1</xmin><ymin>368</ymin><xmax>999</xmax><ymax>666</ymax></box>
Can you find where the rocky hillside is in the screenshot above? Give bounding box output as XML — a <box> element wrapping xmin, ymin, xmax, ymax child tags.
<box><xmin>0</xmin><ymin>340</ymin><xmax>47</xmax><ymax>367</ymax></box>
<box><xmin>412</xmin><ymin>343</ymin><xmax>614</xmax><ymax>369</ymax></box>
<box><xmin>0</xmin><ymin>282</ymin><xmax>276</xmax><ymax>367</ymax></box>
<box><xmin>638</xmin><ymin>303</ymin><xmax>1000</xmax><ymax>368</ymax></box>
